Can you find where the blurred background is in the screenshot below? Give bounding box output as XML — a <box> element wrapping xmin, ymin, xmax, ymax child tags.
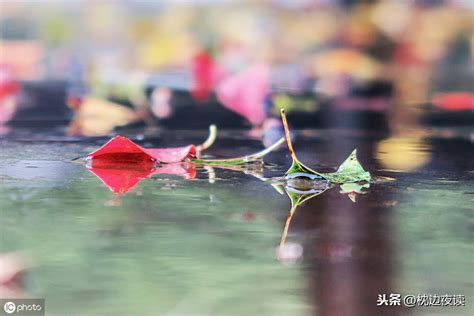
<box><xmin>1</xmin><ymin>0</ymin><xmax>472</xmax><ymax>136</ymax></box>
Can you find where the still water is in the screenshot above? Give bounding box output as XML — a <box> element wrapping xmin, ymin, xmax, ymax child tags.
<box><xmin>0</xmin><ymin>126</ymin><xmax>472</xmax><ymax>316</ymax></box>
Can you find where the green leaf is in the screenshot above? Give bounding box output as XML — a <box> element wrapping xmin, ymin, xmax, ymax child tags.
<box><xmin>321</xmin><ymin>149</ymin><xmax>371</xmax><ymax>183</ymax></box>
<box><xmin>279</xmin><ymin>109</ymin><xmax>371</xmax><ymax>184</ymax></box>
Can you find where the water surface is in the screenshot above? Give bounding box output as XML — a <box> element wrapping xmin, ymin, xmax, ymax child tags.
<box><xmin>0</xmin><ymin>126</ymin><xmax>472</xmax><ymax>316</ymax></box>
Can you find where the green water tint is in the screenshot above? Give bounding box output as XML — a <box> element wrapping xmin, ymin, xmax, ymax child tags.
<box><xmin>2</xmin><ymin>127</ymin><xmax>473</xmax><ymax>316</ymax></box>
<box><xmin>0</xmin><ymin>172</ymin><xmax>311</xmax><ymax>316</ymax></box>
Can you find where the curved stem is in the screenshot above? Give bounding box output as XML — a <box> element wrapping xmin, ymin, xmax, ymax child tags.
<box><xmin>280</xmin><ymin>108</ymin><xmax>322</xmax><ymax>177</ymax></box>
<box><xmin>194</xmin><ymin>137</ymin><xmax>284</xmax><ymax>165</ymax></box>
<box><xmin>280</xmin><ymin>109</ymin><xmax>297</xmax><ymax>161</ymax></box>
<box><xmin>196</xmin><ymin>124</ymin><xmax>217</xmax><ymax>152</ymax></box>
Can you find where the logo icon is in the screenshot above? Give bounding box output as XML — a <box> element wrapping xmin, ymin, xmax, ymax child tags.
<box><xmin>4</xmin><ymin>301</ymin><xmax>16</xmax><ymax>314</ymax></box>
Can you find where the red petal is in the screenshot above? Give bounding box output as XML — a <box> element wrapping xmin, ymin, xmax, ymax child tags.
<box><xmin>88</xmin><ymin>136</ymin><xmax>154</xmax><ymax>160</ymax></box>
<box><xmin>146</xmin><ymin>145</ymin><xmax>197</xmax><ymax>163</ymax></box>
<box><xmin>88</xmin><ymin>136</ymin><xmax>197</xmax><ymax>163</ymax></box>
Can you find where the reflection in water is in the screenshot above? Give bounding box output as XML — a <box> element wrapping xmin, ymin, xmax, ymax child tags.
<box><xmin>275</xmin><ymin>131</ymin><xmax>406</xmax><ymax>316</ymax></box>
<box><xmin>339</xmin><ymin>182</ymin><xmax>370</xmax><ymax>203</ymax></box>
<box><xmin>86</xmin><ymin>159</ymin><xmax>269</xmax><ymax>194</ymax></box>
<box><xmin>86</xmin><ymin>159</ymin><xmax>197</xmax><ymax>194</ymax></box>
<box><xmin>276</xmin><ymin>185</ymin><xmax>331</xmax><ymax>250</ymax></box>
<box><xmin>0</xmin><ymin>252</ymin><xmax>32</xmax><ymax>298</ymax></box>
<box><xmin>305</xmin><ymin>190</ymin><xmax>406</xmax><ymax>316</ymax></box>
<box><xmin>276</xmin><ymin>158</ymin><xmax>372</xmax><ymax>251</ymax></box>
<box><xmin>376</xmin><ymin>137</ymin><xmax>432</xmax><ymax>172</ymax></box>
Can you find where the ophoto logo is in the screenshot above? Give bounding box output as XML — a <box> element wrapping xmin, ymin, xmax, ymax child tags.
<box><xmin>3</xmin><ymin>301</ymin><xmax>16</xmax><ymax>314</ymax></box>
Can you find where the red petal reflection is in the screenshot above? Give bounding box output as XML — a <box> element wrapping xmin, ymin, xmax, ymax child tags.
<box><xmin>88</xmin><ymin>158</ymin><xmax>196</xmax><ymax>194</ymax></box>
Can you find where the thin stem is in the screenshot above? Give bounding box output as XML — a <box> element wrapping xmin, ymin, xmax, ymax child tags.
<box><xmin>279</xmin><ymin>203</ymin><xmax>297</xmax><ymax>249</ymax></box>
<box><xmin>280</xmin><ymin>108</ymin><xmax>322</xmax><ymax>176</ymax></box>
<box><xmin>196</xmin><ymin>124</ymin><xmax>217</xmax><ymax>152</ymax></box>
<box><xmin>194</xmin><ymin>137</ymin><xmax>284</xmax><ymax>165</ymax></box>
<box><xmin>280</xmin><ymin>109</ymin><xmax>297</xmax><ymax>161</ymax></box>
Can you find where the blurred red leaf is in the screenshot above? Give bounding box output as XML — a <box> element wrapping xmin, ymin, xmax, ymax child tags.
<box><xmin>216</xmin><ymin>63</ymin><xmax>269</xmax><ymax>125</ymax></box>
<box><xmin>432</xmin><ymin>92</ymin><xmax>474</xmax><ymax>111</ymax></box>
<box><xmin>191</xmin><ymin>50</ymin><xmax>217</xmax><ymax>102</ymax></box>
<box><xmin>0</xmin><ymin>65</ymin><xmax>20</xmax><ymax>124</ymax></box>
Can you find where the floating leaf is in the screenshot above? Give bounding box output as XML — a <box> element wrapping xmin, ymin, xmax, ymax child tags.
<box><xmin>280</xmin><ymin>109</ymin><xmax>371</xmax><ymax>183</ymax></box>
<box><xmin>322</xmin><ymin>149</ymin><xmax>371</xmax><ymax>183</ymax></box>
<box><xmin>84</xmin><ymin>127</ymin><xmax>282</xmax><ymax>193</ymax></box>
<box><xmin>87</xmin><ymin>125</ymin><xmax>217</xmax><ymax>163</ymax></box>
